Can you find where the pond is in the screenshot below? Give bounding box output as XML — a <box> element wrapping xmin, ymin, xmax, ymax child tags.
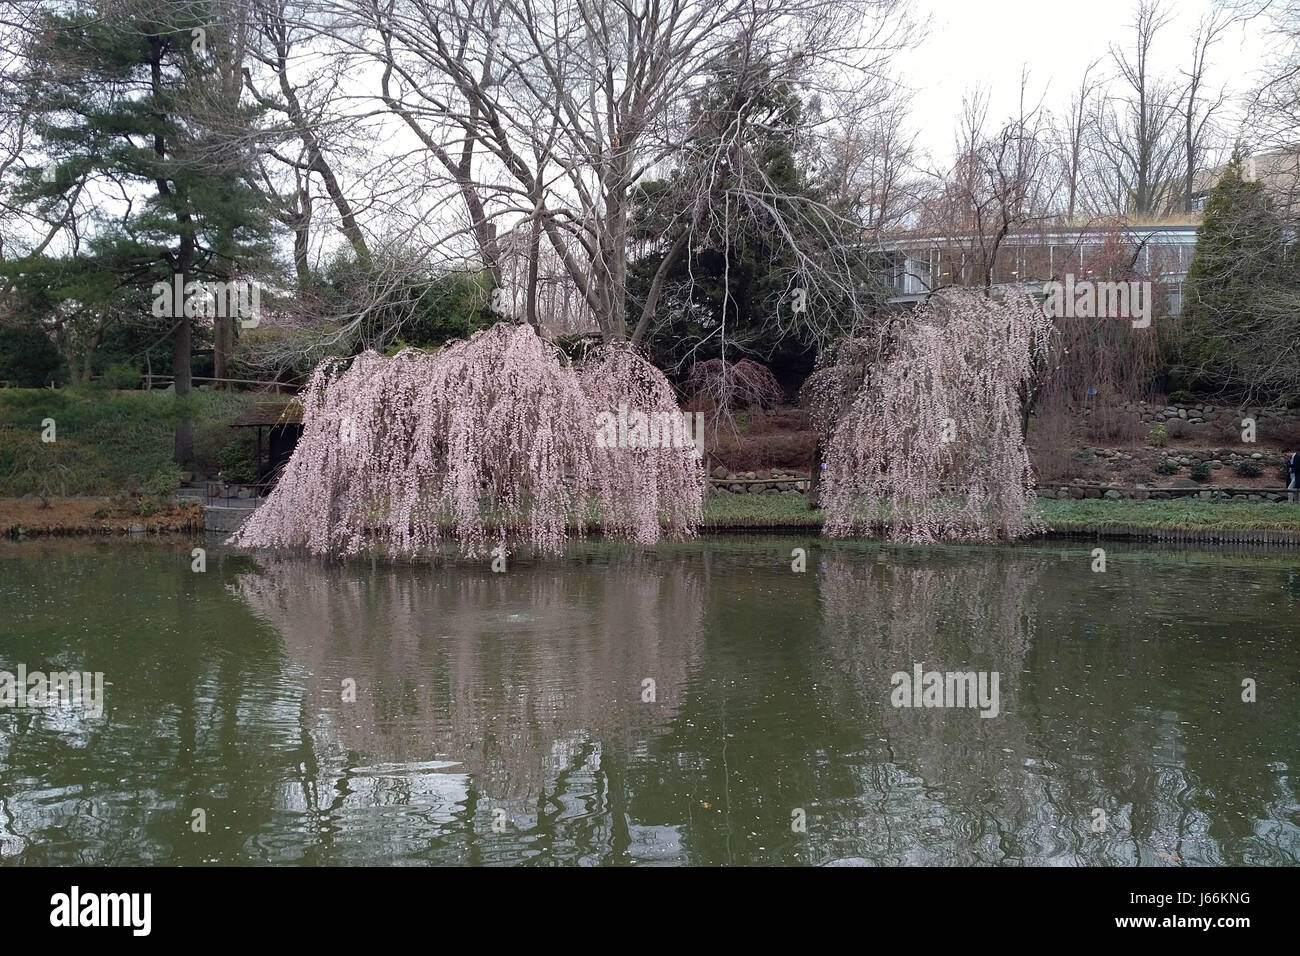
<box><xmin>0</xmin><ymin>535</ymin><xmax>1296</xmax><ymax>866</ymax></box>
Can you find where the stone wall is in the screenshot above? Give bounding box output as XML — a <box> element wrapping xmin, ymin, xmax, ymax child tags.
<box><xmin>708</xmin><ymin>467</ymin><xmax>809</xmax><ymax>495</ymax></box>
<box><xmin>1106</xmin><ymin>401</ymin><xmax>1300</xmax><ymax>439</ymax></box>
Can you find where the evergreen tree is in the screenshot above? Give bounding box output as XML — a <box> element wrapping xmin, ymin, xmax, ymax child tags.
<box><xmin>1178</xmin><ymin>151</ymin><xmax>1290</xmax><ymax>393</ymax></box>
<box><xmin>7</xmin><ymin>0</ymin><xmax>273</xmax><ymax>462</ymax></box>
<box><xmin>628</xmin><ymin>53</ymin><xmax>884</xmax><ymax>387</ymax></box>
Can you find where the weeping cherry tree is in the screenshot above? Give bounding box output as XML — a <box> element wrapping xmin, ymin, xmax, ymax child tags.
<box><xmin>820</xmin><ymin>288</ymin><xmax>1056</xmax><ymax>542</ymax></box>
<box><xmin>234</xmin><ymin>323</ymin><xmax>705</xmax><ymax>558</ymax></box>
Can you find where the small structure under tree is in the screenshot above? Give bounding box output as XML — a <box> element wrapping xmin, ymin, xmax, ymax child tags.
<box><xmin>229</xmin><ymin>402</ymin><xmax>304</xmax><ymax>488</ymax></box>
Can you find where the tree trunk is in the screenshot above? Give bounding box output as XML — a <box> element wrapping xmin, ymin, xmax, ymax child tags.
<box><xmin>172</xmin><ymin>243</ymin><xmax>194</xmax><ymax>465</ymax></box>
<box><xmin>293</xmin><ymin>185</ymin><xmax>312</xmax><ymax>287</ymax></box>
<box><xmin>213</xmin><ymin>313</ymin><xmax>233</xmax><ymax>389</ymax></box>
<box><xmin>808</xmin><ymin>437</ymin><xmax>823</xmax><ymax>509</ymax></box>
<box><xmin>631</xmin><ymin>231</ymin><xmax>689</xmax><ymax>346</ymax></box>
<box><xmin>525</xmin><ymin>201</ymin><xmax>542</xmax><ymax>336</ymax></box>
<box><xmin>151</xmin><ymin>34</ymin><xmax>194</xmax><ymax>465</ymax></box>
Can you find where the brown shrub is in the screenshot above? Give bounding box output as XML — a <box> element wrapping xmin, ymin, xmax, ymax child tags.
<box><xmin>1081</xmin><ymin>405</ymin><xmax>1142</xmax><ymax>443</ymax></box>
<box><xmin>1259</xmin><ymin>417</ymin><xmax>1300</xmax><ymax>448</ymax></box>
<box><xmin>703</xmin><ymin>405</ymin><xmax>816</xmax><ymax>471</ymax></box>
<box><xmin>1027</xmin><ymin>405</ymin><xmax>1076</xmax><ymax>482</ymax></box>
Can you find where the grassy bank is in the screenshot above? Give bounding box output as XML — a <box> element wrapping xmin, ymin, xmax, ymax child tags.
<box><xmin>0</xmin><ymin>387</ymin><xmax>282</xmax><ymax>496</ymax></box>
<box><xmin>701</xmin><ymin>493</ymin><xmax>1300</xmax><ymax>536</ymax></box>
<box><xmin>9</xmin><ymin>491</ymin><xmax>1298</xmax><ymax>543</ymax></box>
<box><xmin>1</xmin><ymin>497</ymin><xmax>203</xmax><ymax>536</ymax></box>
<box><xmin>1038</xmin><ymin>498</ymin><xmax>1300</xmax><ymax>532</ymax></box>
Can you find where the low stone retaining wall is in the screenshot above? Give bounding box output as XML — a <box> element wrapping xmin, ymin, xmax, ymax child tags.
<box><xmin>1046</xmin><ymin>527</ymin><xmax>1300</xmax><ymax>545</ymax></box>
<box><xmin>1037</xmin><ymin>482</ymin><xmax>1294</xmax><ymax>502</ymax></box>
<box><xmin>1132</xmin><ymin>401</ymin><xmax>1300</xmax><ymax>430</ymax></box>
<box><xmin>202</xmin><ymin>503</ymin><xmax>258</xmax><ymax>533</ymax></box>
<box><xmin>708</xmin><ymin>468</ymin><xmax>810</xmax><ymax>495</ymax></box>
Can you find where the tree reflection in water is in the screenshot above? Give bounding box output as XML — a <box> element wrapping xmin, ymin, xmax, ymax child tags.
<box><xmin>0</xmin><ymin>538</ymin><xmax>1295</xmax><ymax>865</ymax></box>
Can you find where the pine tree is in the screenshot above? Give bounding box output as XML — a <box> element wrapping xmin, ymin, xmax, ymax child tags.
<box><xmin>10</xmin><ymin>0</ymin><xmax>272</xmax><ymax>463</ymax></box>
<box><xmin>1179</xmin><ymin>151</ymin><xmax>1288</xmax><ymax>391</ymax></box>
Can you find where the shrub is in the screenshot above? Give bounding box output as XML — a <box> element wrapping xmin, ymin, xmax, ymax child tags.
<box><xmin>1147</xmin><ymin>424</ymin><xmax>1167</xmax><ymax>447</ymax></box>
<box><xmin>0</xmin><ymin>323</ymin><xmax>64</xmax><ymax>386</ymax></box>
<box><xmin>1189</xmin><ymin>461</ymin><xmax>1211</xmax><ymax>482</ymax></box>
<box><xmin>144</xmin><ymin>468</ymin><xmax>183</xmax><ymax>495</ymax></box>
<box><xmin>1082</xmin><ymin>405</ymin><xmax>1141</xmax><ymax>443</ymax></box>
<box><xmin>1233</xmin><ymin>459</ymin><xmax>1262</xmax><ymax>478</ymax></box>
<box><xmin>1259</xmin><ymin>418</ymin><xmax>1300</xmax><ymax>448</ymax></box>
<box><xmin>0</xmin><ymin>387</ymin><xmax>273</xmax><ymax>493</ymax></box>
<box><xmin>686</xmin><ymin>358</ymin><xmax>785</xmax><ymax>419</ymax></box>
<box><xmin>1168</xmin><ymin>389</ymin><xmax>1196</xmax><ymax>405</ymax></box>
<box><xmin>218</xmin><ymin>437</ymin><xmax>258</xmax><ymax>484</ymax></box>
<box><xmin>1155</xmin><ymin>459</ymin><xmax>1178</xmax><ymax>475</ymax></box>
<box><xmin>99</xmin><ymin>364</ymin><xmax>143</xmax><ymax>390</ymax></box>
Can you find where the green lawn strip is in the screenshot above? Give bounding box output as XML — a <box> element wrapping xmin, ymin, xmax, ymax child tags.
<box><xmin>701</xmin><ymin>493</ymin><xmax>1300</xmax><ymax>534</ymax></box>
<box><xmin>701</xmin><ymin>492</ymin><xmax>824</xmax><ymax>528</ymax></box>
<box><xmin>1038</xmin><ymin>498</ymin><xmax>1300</xmax><ymax>532</ymax></box>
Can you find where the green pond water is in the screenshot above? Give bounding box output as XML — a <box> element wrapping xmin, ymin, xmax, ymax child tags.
<box><xmin>0</xmin><ymin>535</ymin><xmax>1296</xmax><ymax>866</ymax></box>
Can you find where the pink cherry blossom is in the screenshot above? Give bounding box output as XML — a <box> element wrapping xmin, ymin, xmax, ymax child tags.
<box><xmin>232</xmin><ymin>323</ymin><xmax>706</xmax><ymax>559</ymax></box>
<box><xmin>821</xmin><ymin>288</ymin><xmax>1056</xmax><ymax>542</ymax></box>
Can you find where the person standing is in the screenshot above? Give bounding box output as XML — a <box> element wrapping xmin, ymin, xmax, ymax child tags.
<box><xmin>1287</xmin><ymin>451</ymin><xmax>1300</xmax><ymax>503</ymax></box>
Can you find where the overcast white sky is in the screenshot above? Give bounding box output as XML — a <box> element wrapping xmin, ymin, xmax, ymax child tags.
<box><xmin>896</xmin><ymin>0</ymin><xmax>1274</xmax><ymax>166</ymax></box>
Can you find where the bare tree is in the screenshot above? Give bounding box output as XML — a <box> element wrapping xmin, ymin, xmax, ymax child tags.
<box><xmin>242</xmin><ymin>0</ymin><xmax>374</xmax><ymax>269</ymax></box>
<box><xmin>921</xmin><ymin>76</ymin><xmax>1053</xmax><ymax>290</ymax></box>
<box><xmin>1242</xmin><ymin>0</ymin><xmax>1300</xmax><ymax>221</ymax></box>
<box><xmin>819</xmin><ymin>94</ymin><xmax>922</xmax><ymax>238</ymax></box>
<box><xmin>1098</xmin><ymin>0</ymin><xmax>1184</xmax><ymax>216</ymax></box>
<box><xmin>341</xmin><ymin>0</ymin><xmax>910</xmax><ymax>342</ymax></box>
<box><xmin>1053</xmin><ymin>59</ymin><xmax>1104</xmax><ymax>221</ymax></box>
<box><xmin>1179</xmin><ymin>8</ymin><xmax>1233</xmax><ymax>212</ymax></box>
